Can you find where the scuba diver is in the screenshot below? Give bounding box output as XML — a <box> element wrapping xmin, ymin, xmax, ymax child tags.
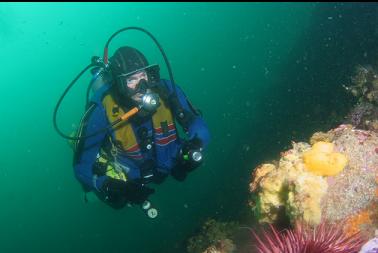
<box><xmin>55</xmin><ymin>28</ymin><xmax>210</xmax><ymax>218</ymax></box>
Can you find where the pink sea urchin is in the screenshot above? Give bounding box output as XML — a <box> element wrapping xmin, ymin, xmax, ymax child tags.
<box><xmin>252</xmin><ymin>221</ymin><xmax>366</xmax><ymax>253</ymax></box>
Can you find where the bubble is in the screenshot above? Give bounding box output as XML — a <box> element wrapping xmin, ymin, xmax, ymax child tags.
<box><xmin>243</xmin><ymin>144</ymin><xmax>251</xmax><ymax>152</ymax></box>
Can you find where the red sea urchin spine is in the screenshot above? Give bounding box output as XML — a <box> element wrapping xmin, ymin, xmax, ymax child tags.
<box><xmin>252</xmin><ymin>222</ymin><xmax>366</xmax><ymax>253</ymax></box>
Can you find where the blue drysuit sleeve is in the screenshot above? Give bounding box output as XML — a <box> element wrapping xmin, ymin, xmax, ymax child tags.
<box><xmin>163</xmin><ymin>80</ymin><xmax>211</xmax><ymax>149</ymax></box>
<box><xmin>73</xmin><ymin>105</ymin><xmax>109</xmax><ymax>192</ymax></box>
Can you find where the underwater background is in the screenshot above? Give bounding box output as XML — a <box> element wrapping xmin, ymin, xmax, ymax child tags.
<box><xmin>1</xmin><ymin>2</ymin><xmax>378</xmax><ymax>253</ymax></box>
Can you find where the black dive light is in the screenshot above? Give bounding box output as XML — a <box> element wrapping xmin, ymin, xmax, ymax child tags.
<box><xmin>180</xmin><ymin>137</ymin><xmax>203</xmax><ymax>164</ymax></box>
<box><xmin>183</xmin><ymin>149</ymin><xmax>203</xmax><ymax>163</ymax></box>
<box><xmin>181</xmin><ymin>146</ymin><xmax>203</xmax><ymax>164</ymax></box>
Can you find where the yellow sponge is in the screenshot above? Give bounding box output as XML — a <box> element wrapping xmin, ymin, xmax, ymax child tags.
<box><xmin>302</xmin><ymin>141</ymin><xmax>348</xmax><ymax>176</ymax></box>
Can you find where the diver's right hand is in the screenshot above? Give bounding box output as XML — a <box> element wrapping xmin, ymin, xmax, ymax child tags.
<box><xmin>101</xmin><ymin>178</ymin><xmax>155</xmax><ymax>205</ymax></box>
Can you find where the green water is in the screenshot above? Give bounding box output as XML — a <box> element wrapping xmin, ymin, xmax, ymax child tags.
<box><xmin>1</xmin><ymin>2</ymin><xmax>377</xmax><ymax>253</ymax></box>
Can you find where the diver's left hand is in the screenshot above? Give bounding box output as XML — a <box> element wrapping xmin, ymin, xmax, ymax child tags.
<box><xmin>179</xmin><ymin>137</ymin><xmax>203</xmax><ymax>168</ymax></box>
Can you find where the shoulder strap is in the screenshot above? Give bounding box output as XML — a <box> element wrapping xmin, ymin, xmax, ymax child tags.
<box><xmin>157</xmin><ymin>80</ymin><xmax>201</xmax><ymax>131</ymax></box>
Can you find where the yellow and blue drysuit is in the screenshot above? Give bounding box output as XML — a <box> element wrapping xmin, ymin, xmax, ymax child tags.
<box><xmin>73</xmin><ymin>79</ymin><xmax>210</xmax><ymax>201</ymax></box>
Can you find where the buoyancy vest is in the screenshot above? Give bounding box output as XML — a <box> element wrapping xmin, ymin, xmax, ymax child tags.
<box><xmin>101</xmin><ymin>92</ymin><xmax>180</xmax><ymax>175</ymax></box>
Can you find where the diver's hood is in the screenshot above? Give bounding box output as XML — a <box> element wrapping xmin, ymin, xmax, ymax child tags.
<box><xmin>110</xmin><ymin>46</ymin><xmax>160</xmax><ymax>83</ymax></box>
<box><xmin>109</xmin><ymin>46</ymin><xmax>160</xmax><ymax>103</ymax></box>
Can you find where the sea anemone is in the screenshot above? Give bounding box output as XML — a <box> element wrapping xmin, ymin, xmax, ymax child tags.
<box><xmin>252</xmin><ymin>221</ymin><xmax>366</xmax><ymax>253</ymax></box>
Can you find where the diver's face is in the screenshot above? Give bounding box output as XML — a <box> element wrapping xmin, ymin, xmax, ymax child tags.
<box><xmin>126</xmin><ymin>70</ymin><xmax>148</xmax><ymax>89</ymax></box>
<box><xmin>125</xmin><ymin>70</ymin><xmax>148</xmax><ymax>102</ymax></box>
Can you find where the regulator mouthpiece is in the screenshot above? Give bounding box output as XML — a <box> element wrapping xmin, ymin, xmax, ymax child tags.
<box><xmin>141</xmin><ymin>92</ymin><xmax>159</xmax><ymax>111</ymax></box>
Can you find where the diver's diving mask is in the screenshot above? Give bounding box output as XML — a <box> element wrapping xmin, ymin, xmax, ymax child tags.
<box><xmin>117</xmin><ymin>71</ymin><xmax>160</xmax><ymax>112</ymax></box>
<box><xmin>117</xmin><ymin>70</ymin><xmax>149</xmax><ymax>96</ymax></box>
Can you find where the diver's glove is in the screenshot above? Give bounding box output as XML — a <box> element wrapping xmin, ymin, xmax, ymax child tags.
<box><xmin>172</xmin><ymin>137</ymin><xmax>204</xmax><ymax>181</ymax></box>
<box><xmin>101</xmin><ymin>178</ymin><xmax>155</xmax><ymax>205</ymax></box>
